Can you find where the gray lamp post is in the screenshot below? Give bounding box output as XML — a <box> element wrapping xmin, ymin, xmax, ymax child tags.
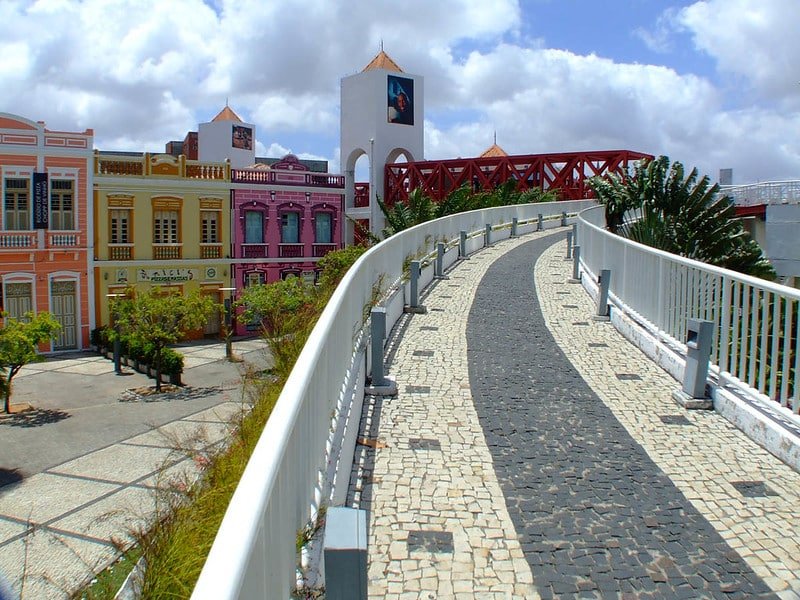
<box><xmin>106</xmin><ymin>293</ymin><xmax>124</xmax><ymax>375</ymax></box>
<box><xmin>218</xmin><ymin>287</ymin><xmax>236</xmax><ymax>360</ymax></box>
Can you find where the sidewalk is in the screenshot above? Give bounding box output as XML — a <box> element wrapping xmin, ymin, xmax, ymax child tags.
<box><xmin>350</xmin><ymin>230</ymin><xmax>800</xmax><ymax>599</ymax></box>
<box><xmin>0</xmin><ymin>339</ymin><xmax>268</xmax><ymax>599</ymax></box>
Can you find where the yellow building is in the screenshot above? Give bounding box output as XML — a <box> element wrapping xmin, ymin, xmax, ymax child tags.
<box><xmin>93</xmin><ymin>151</ymin><xmax>231</xmax><ymax>335</ymax></box>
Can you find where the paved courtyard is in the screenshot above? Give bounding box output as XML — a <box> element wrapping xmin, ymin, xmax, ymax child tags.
<box><xmin>350</xmin><ymin>230</ymin><xmax>800</xmax><ymax>599</ymax></box>
<box><xmin>0</xmin><ymin>339</ymin><xmax>268</xmax><ymax>599</ymax></box>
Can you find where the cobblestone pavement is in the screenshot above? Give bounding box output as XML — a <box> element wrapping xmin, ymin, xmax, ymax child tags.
<box><xmin>533</xmin><ymin>240</ymin><xmax>800</xmax><ymax>599</ymax></box>
<box><xmin>352</xmin><ymin>230</ymin><xmax>800</xmax><ymax>599</ymax></box>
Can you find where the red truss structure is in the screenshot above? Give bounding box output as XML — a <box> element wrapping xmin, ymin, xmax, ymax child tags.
<box><xmin>383</xmin><ymin>150</ymin><xmax>653</xmax><ymax>206</ymax></box>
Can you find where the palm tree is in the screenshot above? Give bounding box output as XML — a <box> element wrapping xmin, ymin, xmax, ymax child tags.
<box><xmin>588</xmin><ymin>156</ymin><xmax>775</xmax><ymax>280</ymax></box>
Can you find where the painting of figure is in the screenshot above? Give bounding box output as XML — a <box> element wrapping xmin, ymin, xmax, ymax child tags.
<box><xmin>232</xmin><ymin>125</ymin><xmax>253</xmax><ymax>150</ymax></box>
<box><xmin>388</xmin><ymin>75</ymin><xmax>414</xmax><ymax>126</ymax></box>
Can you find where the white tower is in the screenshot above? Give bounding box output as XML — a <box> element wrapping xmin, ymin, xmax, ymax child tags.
<box><xmin>341</xmin><ymin>50</ymin><xmax>424</xmax><ymax>240</ymax></box>
<box><xmin>198</xmin><ymin>105</ymin><xmax>256</xmax><ymax>168</ymax></box>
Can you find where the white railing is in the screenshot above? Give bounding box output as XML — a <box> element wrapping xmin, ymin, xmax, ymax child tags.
<box><xmin>191</xmin><ymin>199</ymin><xmax>594</xmax><ymax>599</ymax></box>
<box><xmin>578</xmin><ymin>205</ymin><xmax>800</xmax><ymax>414</ymax></box>
<box><xmin>722</xmin><ymin>180</ymin><xmax>800</xmax><ymax>207</ymax></box>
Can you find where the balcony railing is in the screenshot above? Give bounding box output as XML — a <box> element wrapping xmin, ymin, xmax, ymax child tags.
<box><xmin>95</xmin><ymin>152</ymin><xmax>230</xmax><ymax>181</ymax></box>
<box><xmin>200</xmin><ymin>243</ymin><xmax>223</xmax><ymax>259</ymax></box>
<box><xmin>109</xmin><ymin>244</ymin><xmax>133</xmax><ymax>260</ymax></box>
<box><xmin>312</xmin><ymin>243</ymin><xmax>337</xmax><ymax>257</ymax></box>
<box><xmin>278</xmin><ymin>243</ymin><xmax>304</xmax><ymax>258</ymax></box>
<box><xmin>231</xmin><ymin>169</ymin><xmax>345</xmax><ymax>188</ymax></box>
<box><xmin>192</xmin><ymin>199</ymin><xmax>596</xmax><ymax>599</ymax></box>
<box><xmin>0</xmin><ymin>232</ymin><xmax>36</xmax><ymax>248</ymax></box>
<box><xmin>153</xmin><ymin>244</ymin><xmax>182</xmax><ymax>260</ymax></box>
<box><xmin>48</xmin><ymin>233</ymin><xmax>80</xmax><ymax>248</ymax></box>
<box><xmin>242</xmin><ymin>244</ymin><xmax>268</xmax><ymax>259</ymax></box>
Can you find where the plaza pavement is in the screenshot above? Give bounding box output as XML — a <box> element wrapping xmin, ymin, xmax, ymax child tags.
<box><xmin>0</xmin><ymin>338</ymin><xmax>268</xmax><ymax>599</ymax></box>
<box><xmin>349</xmin><ymin>229</ymin><xmax>800</xmax><ymax>599</ymax></box>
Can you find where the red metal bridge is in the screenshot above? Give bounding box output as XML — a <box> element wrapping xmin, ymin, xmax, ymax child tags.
<box><xmin>382</xmin><ymin>149</ymin><xmax>653</xmax><ymax>206</ymax></box>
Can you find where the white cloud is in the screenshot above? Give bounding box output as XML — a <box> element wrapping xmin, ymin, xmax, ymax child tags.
<box><xmin>678</xmin><ymin>0</ymin><xmax>800</xmax><ymax>103</ymax></box>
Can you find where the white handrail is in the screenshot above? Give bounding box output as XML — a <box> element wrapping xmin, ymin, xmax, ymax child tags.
<box><xmin>578</xmin><ymin>205</ymin><xmax>800</xmax><ymax>414</ymax></box>
<box><xmin>191</xmin><ymin>200</ymin><xmax>594</xmax><ymax>599</ymax></box>
<box><xmin>722</xmin><ymin>180</ymin><xmax>800</xmax><ymax>207</ymax></box>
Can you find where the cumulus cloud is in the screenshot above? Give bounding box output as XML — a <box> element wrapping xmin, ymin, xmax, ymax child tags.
<box><xmin>678</xmin><ymin>0</ymin><xmax>800</xmax><ymax>103</ymax></box>
<box><xmin>1</xmin><ymin>0</ymin><xmax>798</xmax><ymax>182</ymax></box>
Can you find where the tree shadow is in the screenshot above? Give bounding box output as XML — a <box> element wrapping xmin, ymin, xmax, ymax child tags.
<box><xmin>0</xmin><ymin>408</ymin><xmax>72</xmax><ymax>428</ymax></box>
<box><xmin>119</xmin><ymin>386</ymin><xmax>223</xmax><ymax>403</ymax></box>
<box><xmin>0</xmin><ymin>467</ymin><xmax>24</xmax><ymax>488</ymax></box>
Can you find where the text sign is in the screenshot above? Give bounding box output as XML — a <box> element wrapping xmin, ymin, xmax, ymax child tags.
<box><xmin>138</xmin><ymin>268</ymin><xmax>196</xmax><ymax>284</ymax></box>
<box><xmin>33</xmin><ymin>172</ymin><xmax>48</xmax><ymax>229</ymax></box>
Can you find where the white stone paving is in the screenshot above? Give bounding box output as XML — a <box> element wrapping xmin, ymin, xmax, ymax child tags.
<box><xmin>355</xmin><ymin>233</ymin><xmax>550</xmax><ymax>599</ymax></box>
<box><xmin>535</xmin><ymin>240</ymin><xmax>800</xmax><ymax>599</ymax></box>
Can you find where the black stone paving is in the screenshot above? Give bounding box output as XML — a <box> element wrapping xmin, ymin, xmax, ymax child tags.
<box><xmin>466</xmin><ymin>236</ymin><xmax>776</xmax><ymax>599</ymax></box>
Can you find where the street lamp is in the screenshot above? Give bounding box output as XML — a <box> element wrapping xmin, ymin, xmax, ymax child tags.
<box><xmin>218</xmin><ymin>287</ymin><xmax>236</xmax><ymax>360</ymax></box>
<box><xmin>106</xmin><ymin>293</ymin><xmax>125</xmax><ymax>375</ymax></box>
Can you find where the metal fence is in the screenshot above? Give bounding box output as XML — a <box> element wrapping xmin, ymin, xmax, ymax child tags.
<box><xmin>722</xmin><ymin>180</ymin><xmax>800</xmax><ymax>207</ymax></box>
<box><xmin>578</xmin><ymin>205</ymin><xmax>800</xmax><ymax>414</ymax></box>
<box><xmin>190</xmin><ymin>200</ymin><xmax>593</xmax><ymax>599</ymax></box>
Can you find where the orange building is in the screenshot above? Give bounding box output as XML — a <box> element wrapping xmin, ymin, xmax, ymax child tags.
<box><xmin>0</xmin><ymin>113</ymin><xmax>94</xmax><ymax>350</ymax></box>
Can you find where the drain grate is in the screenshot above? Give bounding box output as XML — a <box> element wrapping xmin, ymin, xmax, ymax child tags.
<box><xmin>408</xmin><ymin>438</ymin><xmax>441</xmax><ymax>450</ymax></box>
<box><xmin>588</xmin><ymin>342</ymin><xmax>608</xmax><ymax>348</ymax></box>
<box><xmin>572</xmin><ymin>321</ymin><xmax>590</xmax><ymax>326</ymax></box>
<box><xmin>420</xmin><ymin>326</ymin><xmax>439</xmax><ymax>331</ymax></box>
<box><xmin>616</xmin><ymin>373</ymin><xmax>642</xmax><ymax>381</ymax></box>
<box><xmin>659</xmin><ymin>415</ymin><xmax>692</xmax><ymax>426</ymax></box>
<box><xmin>562</xmin><ymin>304</ymin><xmax>579</xmax><ymax>309</ymax></box>
<box><xmin>731</xmin><ymin>481</ymin><xmax>779</xmax><ymax>498</ymax></box>
<box><xmin>405</xmin><ymin>385</ymin><xmax>431</xmax><ymax>394</ymax></box>
<box><xmin>407</xmin><ymin>530</ymin><xmax>454</xmax><ymax>553</ymax></box>
<box><xmin>413</xmin><ymin>350</ymin><xmax>434</xmax><ymax>357</ymax></box>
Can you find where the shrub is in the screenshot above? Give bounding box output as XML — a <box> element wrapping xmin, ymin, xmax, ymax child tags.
<box><xmin>160</xmin><ymin>348</ymin><xmax>184</xmax><ymax>376</ymax></box>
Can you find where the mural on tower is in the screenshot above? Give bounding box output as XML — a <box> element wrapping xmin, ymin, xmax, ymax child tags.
<box><xmin>232</xmin><ymin>125</ymin><xmax>253</xmax><ymax>150</ymax></box>
<box><xmin>387</xmin><ymin>75</ymin><xmax>414</xmax><ymax>125</ymax></box>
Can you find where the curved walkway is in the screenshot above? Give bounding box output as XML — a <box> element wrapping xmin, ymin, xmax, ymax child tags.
<box><xmin>351</xmin><ymin>231</ymin><xmax>800</xmax><ymax>599</ymax></box>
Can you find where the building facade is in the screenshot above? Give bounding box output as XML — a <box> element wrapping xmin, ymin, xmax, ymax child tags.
<box><xmin>231</xmin><ymin>155</ymin><xmax>344</xmax><ymax>334</ymax></box>
<box><xmin>0</xmin><ymin>113</ymin><xmax>94</xmax><ymax>350</ymax></box>
<box><xmin>93</xmin><ymin>152</ymin><xmax>232</xmax><ymax>336</ymax></box>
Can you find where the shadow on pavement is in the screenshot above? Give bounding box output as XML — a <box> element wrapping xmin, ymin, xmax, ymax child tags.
<box><xmin>0</xmin><ymin>408</ymin><xmax>72</xmax><ymax>428</ymax></box>
<box><xmin>0</xmin><ymin>467</ymin><xmax>24</xmax><ymax>488</ymax></box>
<box><xmin>119</xmin><ymin>385</ymin><xmax>223</xmax><ymax>403</ymax></box>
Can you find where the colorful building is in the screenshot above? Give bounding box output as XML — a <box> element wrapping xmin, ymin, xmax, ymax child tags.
<box><xmin>92</xmin><ymin>152</ymin><xmax>232</xmax><ymax>336</ymax></box>
<box><xmin>231</xmin><ymin>155</ymin><xmax>344</xmax><ymax>334</ymax></box>
<box><xmin>0</xmin><ymin>113</ymin><xmax>93</xmax><ymax>350</ymax></box>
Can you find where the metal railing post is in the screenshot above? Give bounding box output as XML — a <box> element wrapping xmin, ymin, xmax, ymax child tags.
<box><xmin>324</xmin><ymin>507</ymin><xmax>368</xmax><ymax>600</ymax></box>
<box><xmin>537</xmin><ymin>213</ymin><xmax>543</xmax><ymax>231</ymax></box>
<box><xmin>571</xmin><ymin>245</ymin><xmax>581</xmax><ymax>281</ymax></box>
<box><xmin>435</xmin><ymin>242</ymin><xmax>445</xmax><ymax>277</ymax></box>
<box><xmin>572</xmin><ymin>222</ymin><xmax>578</xmax><ymax>246</ymax></box>
<box><xmin>485</xmin><ymin>224</ymin><xmax>492</xmax><ymax>246</ymax></box>
<box><xmin>511</xmin><ymin>217</ymin><xmax>518</xmax><ymax>237</ymax></box>
<box><xmin>596</xmin><ymin>269</ymin><xmax>611</xmax><ymax>318</ymax></box>
<box><xmin>566</xmin><ymin>231</ymin><xmax>573</xmax><ymax>259</ymax></box>
<box><xmin>370</xmin><ymin>307</ymin><xmax>386</xmax><ymax>387</ymax></box>
<box><xmin>409</xmin><ymin>260</ymin><xmax>421</xmax><ymax>309</ymax></box>
<box><xmin>459</xmin><ymin>230</ymin><xmax>467</xmax><ymax>258</ymax></box>
<box><xmin>561</xmin><ymin>211</ymin><xmax>567</xmax><ymax>227</ymax></box>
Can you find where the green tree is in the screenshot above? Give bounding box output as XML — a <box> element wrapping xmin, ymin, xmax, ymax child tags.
<box><xmin>315</xmin><ymin>245</ymin><xmax>368</xmax><ymax>296</ymax></box>
<box><xmin>377</xmin><ymin>188</ymin><xmax>436</xmax><ymax>237</ymax></box>
<box><xmin>0</xmin><ymin>311</ymin><xmax>61</xmax><ymax>413</ymax></box>
<box><xmin>237</xmin><ymin>276</ymin><xmax>318</xmax><ymax>380</ymax></box>
<box><xmin>588</xmin><ymin>155</ymin><xmax>775</xmax><ymax>279</ymax></box>
<box><xmin>113</xmin><ymin>288</ymin><xmax>216</xmax><ymax>392</ymax></box>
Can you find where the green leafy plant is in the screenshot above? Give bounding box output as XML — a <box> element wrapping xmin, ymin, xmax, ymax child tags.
<box><xmin>0</xmin><ymin>311</ymin><xmax>61</xmax><ymax>413</ymax></box>
<box><xmin>588</xmin><ymin>155</ymin><xmax>775</xmax><ymax>280</ymax></box>
<box><xmin>112</xmin><ymin>288</ymin><xmax>215</xmax><ymax>392</ymax></box>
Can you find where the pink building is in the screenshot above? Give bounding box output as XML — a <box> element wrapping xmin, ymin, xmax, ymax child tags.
<box><xmin>0</xmin><ymin>113</ymin><xmax>93</xmax><ymax>350</ymax></box>
<box><xmin>231</xmin><ymin>155</ymin><xmax>344</xmax><ymax>334</ymax></box>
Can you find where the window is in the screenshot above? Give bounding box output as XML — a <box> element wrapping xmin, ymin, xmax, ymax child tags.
<box><xmin>4</xmin><ymin>282</ymin><xmax>32</xmax><ymax>320</ymax></box>
<box><xmin>110</xmin><ymin>209</ymin><xmax>131</xmax><ymax>244</ymax></box>
<box><xmin>315</xmin><ymin>212</ymin><xmax>332</xmax><ymax>243</ymax></box>
<box><xmin>281</xmin><ymin>269</ymin><xmax>301</xmax><ymax>280</ymax></box>
<box><xmin>4</xmin><ymin>178</ymin><xmax>30</xmax><ymax>231</ymax></box>
<box><xmin>50</xmin><ymin>179</ymin><xmax>74</xmax><ymax>230</ymax></box>
<box><xmin>281</xmin><ymin>212</ymin><xmax>299</xmax><ymax>243</ymax></box>
<box><xmin>245</xmin><ymin>211</ymin><xmax>263</xmax><ymax>244</ymax></box>
<box><xmin>201</xmin><ymin>211</ymin><xmax>219</xmax><ymax>243</ymax></box>
<box><xmin>153</xmin><ymin>210</ymin><xmax>179</xmax><ymax>244</ymax></box>
<box><xmin>246</xmin><ymin>272</ymin><xmax>264</xmax><ymax>287</ymax></box>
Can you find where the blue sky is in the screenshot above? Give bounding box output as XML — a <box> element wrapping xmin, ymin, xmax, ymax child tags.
<box><xmin>1</xmin><ymin>0</ymin><xmax>798</xmax><ymax>183</ymax></box>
